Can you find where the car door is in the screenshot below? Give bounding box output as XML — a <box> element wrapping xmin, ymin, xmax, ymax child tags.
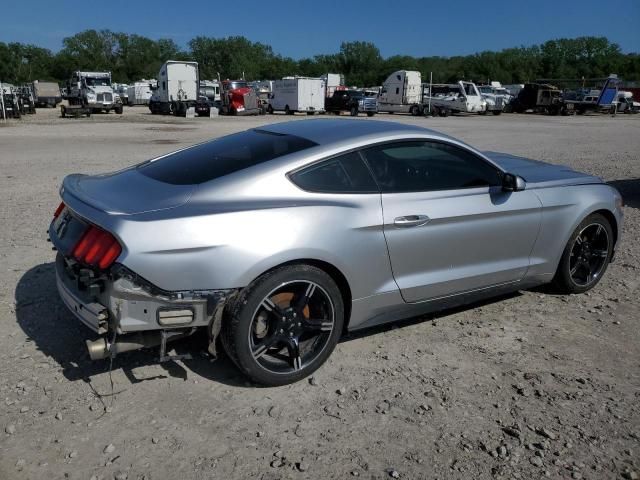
<box><xmin>361</xmin><ymin>140</ymin><xmax>542</xmax><ymax>303</ymax></box>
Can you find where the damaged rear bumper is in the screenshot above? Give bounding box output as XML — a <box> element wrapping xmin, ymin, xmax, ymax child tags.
<box><xmin>55</xmin><ymin>253</ymin><xmax>235</xmax><ymax>336</ymax></box>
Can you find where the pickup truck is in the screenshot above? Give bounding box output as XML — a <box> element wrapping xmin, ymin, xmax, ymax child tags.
<box><xmin>325</xmin><ymin>90</ymin><xmax>377</xmax><ymax>116</ymax></box>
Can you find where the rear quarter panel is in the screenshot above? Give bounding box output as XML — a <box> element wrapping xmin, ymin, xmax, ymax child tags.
<box><xmin>111</xmin><ymin>191</ymin><xmax>396</xmax><ymax>300</ymax></box>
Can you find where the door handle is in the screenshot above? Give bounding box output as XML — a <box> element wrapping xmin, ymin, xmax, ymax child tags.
<box><xmin>394</xmin><ymin>215</ymin><xmax>430</xmax><ymax>228</ymax></box>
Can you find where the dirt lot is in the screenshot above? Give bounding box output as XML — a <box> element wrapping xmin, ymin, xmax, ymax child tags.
<box><xmin>1</xmin><ymin>108</ymin><xmax>639</xmax><ymax>480</ymax></box>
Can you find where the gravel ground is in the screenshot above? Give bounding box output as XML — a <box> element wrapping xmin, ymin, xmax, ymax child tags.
<box><xmin>1</xmin><ymin>108</ymin><xmax>639</xmax><ymax>480</ymax></box>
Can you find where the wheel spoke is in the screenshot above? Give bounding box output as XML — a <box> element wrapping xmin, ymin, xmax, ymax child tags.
<box><xmin>593</xmin><ymin>249</ymin><xmax>608</xmax><ymax>258</ymax></box>
<box><xmin>261</xmin><ymin>297</ymin><xmax>285</xmax><ymax>317</ymax></box>
<box><xmin>252</xmin><ymin>335</ymin><xmax>280</xmax><ymax>360</ymax></box>
<box><xmin>285</xmin><ymin>337</ymin><xmax>302</xmax><ymax>371</ymax></box>
<box><xmin>304</xmin><ymin>318</ymin><xmax>333</xmax><ymax>332</ymax></box>
<box><xmin>294</xmin><ymin>282</ymin><xmax>317</xmax><ymax>311</ymax></box>
<box><xmin>595</xmin><ymin>224</ymin><xmax>603</xmax><ymax>238</ymax></box>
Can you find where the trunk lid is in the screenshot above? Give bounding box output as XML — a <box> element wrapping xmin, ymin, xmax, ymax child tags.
<box><xmin>483</xmin><ymin>151</ymin><xmax>602</xmax><ymax>186</ymax></box>
<box><xmin>63</xmin><ymin>169</ymin><xmax>196</xmax><ymax>215</ymax></box>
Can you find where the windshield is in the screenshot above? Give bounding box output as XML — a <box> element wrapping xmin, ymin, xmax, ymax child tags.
<box><xmin>478</xmin><ymin>86</ymin><xmax>492</xmax><ymax>94</ymax></box>
<box><xmin>85</xmin><ymin>77</ymin><xmax>111</xmax><ymax>87</ymax></box>
<box><xmin>138</xmin><ymin>129</ymin><xmax>318</xmax><ymax>185</ymax></box>
<box><xmin>226</xmin><ymin>81</ymin><xmax>247</xmax><ymax>90</ymax></box>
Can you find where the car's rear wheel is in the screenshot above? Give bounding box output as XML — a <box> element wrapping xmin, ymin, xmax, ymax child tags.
<box><xmin>222</xmin><ymin>265</ymin><xmax>344</xmax><ymax>386</ymax></box>
<box><xmin>552</xmin><ymin>213</ymin><xmax>613</xmax><ymax>294</ymax></box>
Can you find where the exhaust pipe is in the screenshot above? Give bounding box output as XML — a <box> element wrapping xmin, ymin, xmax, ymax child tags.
<box><xmin>86</xmin><ymin>332</ymin><xmax>162</xmax><ymax>360</ymax></box>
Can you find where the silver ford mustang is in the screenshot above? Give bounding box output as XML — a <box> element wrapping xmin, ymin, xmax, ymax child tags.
<box><xmin>49</xmin><ymin>119</ymin><xmax>623</xmax><ymax>385</ymax></box>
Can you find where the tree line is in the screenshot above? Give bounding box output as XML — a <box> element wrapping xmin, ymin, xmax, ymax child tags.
<box><xmin>1</xmin><ymin>30</ymin><xmax>638</xmax><ymax>87</ymax></box>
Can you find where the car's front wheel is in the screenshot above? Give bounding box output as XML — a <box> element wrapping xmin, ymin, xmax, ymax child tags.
<box><xmin>552</xmin><ymin>213</ymin><xmax>613</xmax><ymax>294</ymax></box>
<box><xmin>222</xmin><ymin>265</ymin><xmax>344</xmax><ymax>386</ymax></box>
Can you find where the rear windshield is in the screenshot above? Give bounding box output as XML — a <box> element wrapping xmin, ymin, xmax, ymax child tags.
<box><xmin>138</xmin><ymin>129</ymin><xmax>317</xmax><ymax>185</ymax></box>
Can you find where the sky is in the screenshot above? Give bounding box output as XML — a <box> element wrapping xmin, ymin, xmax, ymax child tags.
<box><xmin>1</xmin><ymin>0</ymin><xmax>639</xmax><ymax>58</ymax></box>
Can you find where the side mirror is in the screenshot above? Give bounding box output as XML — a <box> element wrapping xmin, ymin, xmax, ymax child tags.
<box><xmin>502</xmin><ymin>173</ymin><xmax>526</xmax><ymax>192</ymax></box>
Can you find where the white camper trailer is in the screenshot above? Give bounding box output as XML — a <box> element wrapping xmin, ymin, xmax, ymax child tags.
<box><xmin>268</xmin><ymin>77</ymin><xmax>326</xmax><ymax>114</ymax></box>
<box><xmin>127</xmin><ymin>80</ymin><xmax>155</xmax><ymax>105</ymax></box>
<box><xmin>377</xmin><ymin>70</ymin><xmax>424</xmax><ymax>115</ymax></box>
<box><xmin>149</xmin><ymin>61</ymin><xmax>199</xmax><ymax>116</ymax></box>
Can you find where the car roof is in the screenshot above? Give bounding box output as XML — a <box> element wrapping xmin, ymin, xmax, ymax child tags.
<box><xmin>259</xmin><ymin>119</ymin><xmax>445</xmax><ymax>146</ymax></box>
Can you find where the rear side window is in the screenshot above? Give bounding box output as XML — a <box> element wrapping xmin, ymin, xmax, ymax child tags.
<box><xmin>138</xmin><ymin>129</ymin><xmax>317</xmax><ymax>185</ymax></box>
<box><xmin>290</xmin><ymin>152</ymin><xmax>378</xmax><ymax>193</ymax></box>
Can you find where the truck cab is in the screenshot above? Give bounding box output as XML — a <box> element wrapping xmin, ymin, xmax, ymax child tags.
<box><xmin>377</xmin><ymin>70</ymin><xmax>423</xmax><ymax>114</ymax></box>
<box><xmin>220</xmin><ymin>80</ymin><xmax>261</xmax><ymax>116</ymax></box>
<box><xmin>67</xmin><ymin>71</ymin><xmax>121</xmax><ymax>114</ymax></box>
<box><xmin>325</xmin><ymin>89</ymin><xmax>377</xmax><ymax>116</ymax></box>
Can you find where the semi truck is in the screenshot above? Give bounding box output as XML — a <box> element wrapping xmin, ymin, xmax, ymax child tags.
<box><xmin>32</xmin><ymin>80</ymin><xmax>62</xmax><ymax>108</ymax></box>
<box><xmin>63</xmin><ymin>71</ymin><xmax>122</xmax><ymax>115</ymax></box>
<box><xmin>510</xmin><ymin>83</ymin><xmax>567</xmax><ymax>114</ymax></box>
<box><xmin>267</xmin><ymin>77</ymin><xmax>326</xmax><ymax>114</ymax></box>
<box><xmin>219</xmin><ymin>79</ymin><xmax>262</xmax><ymax>116</ymax></box>
<box><xmin>149</xmin><ymin>61</ymin><xmax>199</xmax><ymax>116</ymax></box>
<box><xmin>477</xmin><ymin>82</ymin><xmax>512</xmax><ymax>114</ymax></box>
<box><xmin>377</xmin><ymin>70</ymin><xmax>424</xmax><ymax>115</ymax></box>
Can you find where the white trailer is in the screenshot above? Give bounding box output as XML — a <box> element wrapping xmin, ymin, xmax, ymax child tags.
<box><xmin>127</xmin><ymin>80</ymin><xmax>155</xmax><ymax>105</ymax></box>
<box><xmin>149</xmin><ymin>61</ymin><xmax>199</xmax><ymax>116</ymax></box>
<box><xmin>32</xmin><ymin>80</ymin><xmax>62</xmax><ymax>107</ymax></box>
<box><xmin>268</xmin><ymin>77</ymin><xmax>326</xmax><ymax>115</ymax></box>
<box><xmin>322</xmin><ymin>73</ymin><xmax>344</xmax><ymax>98</ymax></box>
<box><xmin>377</xmin><ymin>70</ymin><xmax>424</xmax><ymax>115</ymax></box>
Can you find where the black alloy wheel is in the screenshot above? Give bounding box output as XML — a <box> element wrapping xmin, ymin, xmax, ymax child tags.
<box><xmin>222</xmin><ymin>265</ymin><xmax>344</xmax><ymax>386</ymax></box>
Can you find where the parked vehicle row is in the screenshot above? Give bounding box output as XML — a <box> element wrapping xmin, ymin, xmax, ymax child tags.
<box><xmin>2</xmin><ymin>66</ymin><xmax>637</xmax><ymax>120</ymax></box>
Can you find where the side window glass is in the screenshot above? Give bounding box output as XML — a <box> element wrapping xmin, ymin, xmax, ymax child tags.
<box><xmin>290</xmin><ymin>152</ymin><xmax>378</xmax><ymax>193</ymax></box>
<box><xmin>362</xmin><ymin>142</ymin><xmax>501</xmax><ymax>193</ymax></box>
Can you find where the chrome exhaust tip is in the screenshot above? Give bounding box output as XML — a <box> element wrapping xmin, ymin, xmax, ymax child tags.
<box><xmin>86</xmin><ymin>338</ymin><xmax>109</xmax><ymax>360</ymax></box>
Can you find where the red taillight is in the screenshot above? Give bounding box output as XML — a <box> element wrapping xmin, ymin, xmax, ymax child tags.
<box><xmin>53</xmin><ymin>202</ymin><xmax>65</xmax><ymax>218</ymax></box>
<box><xmin>72</xmin><ymin>225</ymin><xmax>122</xmax><ymax>269</ymax></box>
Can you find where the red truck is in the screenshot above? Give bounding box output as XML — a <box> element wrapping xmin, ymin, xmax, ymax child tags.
<box><xmin>219</xmin><ymin>80</ymin><xmax>263</xmax><ymax>115</ymax></box>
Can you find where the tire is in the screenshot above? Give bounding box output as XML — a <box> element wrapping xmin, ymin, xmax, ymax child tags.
<box><xmin>410</xmin><ymin>105</ymin><xmax>420</xmax><ymax>116</ymax></box>
<box><xmin>367</xmin><ymin>112</ymin><xmax>375</xmax><ymax>117</ymax></box>
<box><xmin>285</xmin><ymin>105</ymin><xmax>292</xmax><ymax>115</ymax></box>
<box><xmin>115</xmin><ymin>105</ymin><xmax>123</xmax><ymax>114</ymax></box>
<box><xmin>60</xmin><ymin>106</ymin><xmax>66</xmax><ymax>118</ymax></box>
<box><xmin>492</xmin><ymin>110</ymin><xmax>502</xmax><ymax>115</ymax></box>
<box><xmin>440</xmin><ymin>108</ymin><xmax>450</xmax><ymax>117</ymax></box>
<box><xmin>222</xmin><ymin>264</ymin><xmax>345</xmax><ymax>386</ymax></box>
<box><xmin>350</xmin><ymin>106</ymin><xmax>358</xmax><ymax>116</ymax></box>
<box><xmin>267</xmin><ymin>104</ymin><xmax>274</xmax><ymax>114</ymax></box>
<box><xmin>551</xmin><ymin>213</ymin><xmax>614</xmax><ymax>294</ymax></box>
